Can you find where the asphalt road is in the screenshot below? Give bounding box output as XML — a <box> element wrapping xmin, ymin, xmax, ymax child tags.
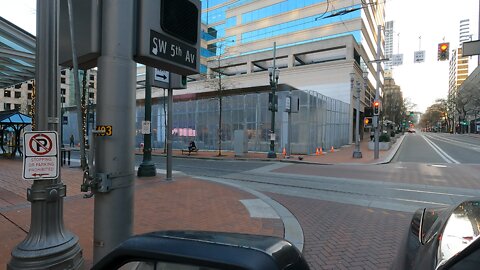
<box><xmin>393</xmin><ymin>132</ymin><xmax>480</xmax><ymax>164</ymax></box>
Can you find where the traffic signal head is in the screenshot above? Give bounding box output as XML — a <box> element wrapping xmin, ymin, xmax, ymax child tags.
<box><xmin>373</xmin><ymin>100</ymin><xmax>380</xmax><ymax>115</ymax></box>
<box><xmin>364</xmin><ymin>117</ymin><xmax>372</xmax><ymax>127</ymax></box>
<box><xmin>438</xmin><ymin>42</ymin><xmax>449</xmax><ymax>61</ymax></box>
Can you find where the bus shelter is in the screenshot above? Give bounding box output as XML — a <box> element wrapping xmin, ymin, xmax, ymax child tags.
<box><xmin>0</xmin><ymin>110</ymin><xmax>31</xmax><ymax>157</ymax></box>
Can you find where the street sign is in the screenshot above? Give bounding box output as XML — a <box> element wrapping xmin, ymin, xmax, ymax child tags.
<box><xmin>462</xmin><ymin>40</ymin><xmax>480</xmax><ymax>56</ymax></box>
<box><xmin>141</xmin><ymin>120</ymin><xmax>151</xmax><ymax>135</ymax></box>
<box><xmin>135</xmin><ymin>0</ymin><xmax>201</xmax><ymax>75</ymax></box>
<box><xmin>154</xmin><ymin>69</ymin><xmax>169</xmax><ymax>84</ymax></box>
<box><xmin>414</xmin><ymin>50</ymin><xmax>425</xmax><ymax>63</ymax></box>
<box><xmin>23</xmin><ymin>131</ymin><xmax>59</xmax><ymax>180</ymax></box>
<box><xmin>392</xmin><ymin>54</ymin><xmax>403</xmax><ymax>66</ymax></box>
<box><xmin>151</xmin><ymin>68</ymin><xmax>188</xmax><ymax>89</ymax></box>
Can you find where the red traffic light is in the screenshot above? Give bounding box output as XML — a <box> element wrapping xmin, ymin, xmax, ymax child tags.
<box><xmin>373</xmin><ymin>101</ymin><xmax>380</xmax><ymax>107</ymax></box>
<box><xmin>438</xmin><ymin>42</ymin><xmax>449</xmax><ymax>61</ymax></box>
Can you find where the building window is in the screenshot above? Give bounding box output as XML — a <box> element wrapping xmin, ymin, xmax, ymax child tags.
<box><xmin>14</xmin><ymin>92</ymin><xmax>21</xmax><ymax>98</ymax></box>
<box><xmin>28</xmin><ymin>83</ymin><xmax>33</xmax><ymax>90</ymax></box>
<box><xmin>28</xmin><ymin>93</ymin><xmax>32</xmax><ymax>99</ymax></box>
<box><xmin>89</xmin><ymin>82</ymin><xmax>94</xmax><ymax>88</ymax></box>
<box><xmin>4</xmin><ymin>90</ymin><xmax>11</xmax><ymax>97</ymax></box>
<box><xmin>61</xmin><ymin>88</ymin><xmax>66</xmax><ymax>95</ymax></box>
<box><xmin>61</xmin><ymin>70</ymin><xmax>66</xmax><ymax>75</ymax></box>
<box><xmin>15</xmin><ymin>84</ymin><xmax>21</xmax><ymax>89</ymax></box>
<box><xmin>4</xmin><ymin>103</ymin><xmax>11</xmax><ymax>110</ymax></box>
<box><xmin>61</xmin><ymin>77</ymin><xmax>66</xmax><ymax>84</ymax></box>
<box><xmin>90</xmin><ymin>75</ymin><xmax>95</xmax><ymax>81</ymax></box>
<box><xmin>61</xmin><ymin>96</ymin><xmax>66</xmax><ymax>103</ymax></box>
<box><xmin>14</xmin><ymin>104</ymin><xmax>21</xmax><ymax>110</ymax></box>
<box><xmin>89</xmin><ymin>92</ymin><xmax>95</xmax><ymax>99</ymax></box>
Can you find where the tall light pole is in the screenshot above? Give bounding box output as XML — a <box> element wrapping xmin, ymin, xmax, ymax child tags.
<box><xmin>138</xmin><ymin>66</ymin><xmax>156</xmax><ymax>177</ymax></box>
<box><xmin>374</xmin><ymin>25</ymin><xmax>383</xmax><ymax>159</ymax></box>
<box><xmin>352</xmin><ymin>74</ymin><xmax>362</xmax><ymax>158</ymax></box>
<box><xmin>8</xmin><ymin>0</ymin><xmax>84</xmax><ymax>268</ymax></box>
<box><xmin>267</xmin><ymin>42</ymin><xmax>279</xmax><ymax>158</ymax></box>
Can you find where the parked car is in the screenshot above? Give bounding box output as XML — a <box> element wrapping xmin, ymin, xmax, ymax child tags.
<box><xmin>392</xmin><ymin>199</ymin><xmax>480</xmax><ymax>270</ymax></box>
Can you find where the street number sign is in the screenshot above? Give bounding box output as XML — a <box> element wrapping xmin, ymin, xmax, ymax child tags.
<box><xmin>95</xmin><ymin>125</ymin><xmax>113</xmax><ymax>136</ymax></box>
<box><xmin>23</xmin><ymin>131</ymin><xmax>59</xmax><ymax>180</ymax></box>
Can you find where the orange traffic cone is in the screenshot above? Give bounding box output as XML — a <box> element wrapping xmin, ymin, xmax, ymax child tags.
<box><xmin>330</xmin><ymin>146</ymin><xmax>334</xmax><ymax>153</ymax></box>
<box><xmin>319</xmin><ymin>147</ymin><xmax>323</xmax><ymax>155</ymax></box>
<box><xmin>315</xmin><ymin>148</ymin><xmax>319</xmax><ymax>155</ymax></box>
<box><xmin>282</xmin><ymin>147</ymin><xmax>286</xmax><ymax>156</ymax></box>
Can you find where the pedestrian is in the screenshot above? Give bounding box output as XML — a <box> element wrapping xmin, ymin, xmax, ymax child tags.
<box><xmin>370</xmin><ymin>131</ymin><xmax>374</xmax><ymax>141</ymax></box>
<box><xmin>69</xmin><ymin>134</ymin><xmax>74</xmax><ymax>147</ymax></box>
<box><xmin>188</xmin><ymin>140</ymin><xmax>197</xmax><ymax>155</ymax></box>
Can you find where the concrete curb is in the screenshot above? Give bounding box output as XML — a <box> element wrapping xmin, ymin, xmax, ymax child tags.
<box><xmin>193</xmin><ymin>175</ymin><xmax>305</xmax><ymax>253</ymax></box>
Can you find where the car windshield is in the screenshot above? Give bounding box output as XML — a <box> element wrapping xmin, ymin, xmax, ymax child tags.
<box><xmin>1</xmin><ymin>0</ymin><xmax>480</xmax><ymax>270</ymax></box>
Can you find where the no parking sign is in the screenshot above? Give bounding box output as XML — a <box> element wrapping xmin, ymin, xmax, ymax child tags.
<box><xmin>22</xmin><ymin>131</ymin><xmax>59</xmax><ymax>180</ymax></box>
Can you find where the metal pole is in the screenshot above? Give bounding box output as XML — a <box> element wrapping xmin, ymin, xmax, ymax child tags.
<box><xmin>8</xmin><ymin>1</ymin><xmax>84</xmax><ymax>269</ymax></box>
<box><xmin>353</xmin><ymin>77</ymin><xmax>362</xmax><ymax>158</ymax></box>
<box><xmin>138</xmin><ymin>66</ymin><xmax>156</xmax><ymax>177</ymax></box>
<box><xmin>374</xmin><ymin>25</ymin><xmax>382</xmax><ymax>159</ymax></box>
<box><xmin>287</xmin><ymin>94</ymin><xmax>292</xmax><ymax>158</ymax></box>
<box><xmin>166</xmin><ymin>74</ymin><xmax>173</xmax><ymax>181</ymax></box>
<box><xmin>267</xmin><ymin>42</ymin><xmax>277</xmax><ymax>158</ymax></box>
<box><xmin>67</xmin><ymin>0</ymin><xmax>86</xmax><ymax>169</ymax></box>
<box><xmin>93</xmin><ymin>0</ymin><xmax>136</xmax><ymax>263</ymax></box>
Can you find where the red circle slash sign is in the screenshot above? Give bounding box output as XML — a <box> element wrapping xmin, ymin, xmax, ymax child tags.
<box><xmin>29</xmin><ymin>133</ymin><xmax>53</xmax><ymax>155</ymax></box>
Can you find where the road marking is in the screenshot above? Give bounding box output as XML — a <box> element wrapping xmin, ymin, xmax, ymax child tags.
<box><xmin>426</xmin><ymin>134</ymin><xmax>480</xmax><ymax>151</ymax></box>
<box><xmin>422</xmin><ymin>135</ymin><xmax>460</xmax><ymax>164</ymax></box>
<box><xmin>389</xmin><ymin>188</ymin><xmax>474</xmax><ymax>197</ymax></box>
<box><xmin>429</xmin><ymin>164</ymin><xmax>448</xmax><ymax>168</ymax></box>
<box><xmin>392</xmin><ymin>198</ymin><xmax>450</xmax><ymax>206</ymax></box>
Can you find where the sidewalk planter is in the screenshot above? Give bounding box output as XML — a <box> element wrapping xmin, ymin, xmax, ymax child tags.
<box><xmin>368</xmin><ymin>141</ymin><xmax>391</xmax><ymax>150</ymax></box>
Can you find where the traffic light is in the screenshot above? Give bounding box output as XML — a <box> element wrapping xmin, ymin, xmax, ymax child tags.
<box><xmin>364</xmin><ymin>117</ymin><xmax>372</xmax><ymax>127</ymax></box>
<box><xmin>373</xmin><ymin>100</ymin><xmax>380</xmax><ymax>115</ymax></box>
<box><xmin>438</xmin><ymin>42</ymin><xmax>449</xmax><ymax>61</ymax></box>
<box><xmin>364</xmin><ymin>107</ymin><xmax>373</xmax><ymax>117</ymax></box>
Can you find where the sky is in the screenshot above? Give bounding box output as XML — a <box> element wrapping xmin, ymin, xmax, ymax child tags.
<box><xmin>0</xmin><ymin>0</ymin><xmax>478</xmax><ymax>112</ymax></box>
<box><xmin>385</xmin><ymin>0</ymin><xmax>479</xmax><ymax>112</ymax></box>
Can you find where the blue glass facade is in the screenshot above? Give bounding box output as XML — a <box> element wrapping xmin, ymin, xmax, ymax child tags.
<box><xmin>241</xmin><ymin>8</ymin><xmax>361</xmax><ymax>44</ymax></box>
<box><xmin>242</xmin><ymin>0</ymin><xmax>324</xmax><ymax>24</ymax></box>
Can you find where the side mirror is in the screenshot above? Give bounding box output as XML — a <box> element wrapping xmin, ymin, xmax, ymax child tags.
<box><xmin>92</xmin><ymin>231</ymin><xmax>310</xmax><ymax>270</ymax></box>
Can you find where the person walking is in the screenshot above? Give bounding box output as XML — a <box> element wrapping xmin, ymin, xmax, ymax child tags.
<box><xmin>69</xmin><ymin>134</ymin><xmax>75</xmax><ymax>147</ymax></box>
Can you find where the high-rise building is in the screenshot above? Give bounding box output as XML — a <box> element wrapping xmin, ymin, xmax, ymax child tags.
<box><xmin>449</xmin><ymin>19</ymin><xmax>475</xmax><ymax>132</ymax></box>
<box><xmin>384</xmin><ymin>20</ymin><xmax>394</xmax><ymax>73</ymax></box>
<box><xmin>459</xmin><ymin>19</ymin><xmax>471</xmax><ymax>45</ymax></box>
<box><xmin>184</xmin><ymin>0</ymin><xmax>387</xmax><ymax>144</ymax></box>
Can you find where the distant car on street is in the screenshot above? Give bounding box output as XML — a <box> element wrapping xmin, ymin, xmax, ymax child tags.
<box><xmin>407</xmin><ymin>129</ymin><xmax>416</xmax><ymax>133</ymax></box>
<box><xmin>392</xmin><ymin>199</ymin><xmax>480</xmax><ymax>270</ymax></box>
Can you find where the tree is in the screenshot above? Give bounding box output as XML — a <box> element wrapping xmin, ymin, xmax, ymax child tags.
<box><xmin>420</xmin><ymin>101</ymin><xmax>447</xmax><ymax>131</ymax></box>
<box><xmin>204</xmin><ymin>41</ymin><xmax>236</xmax><ymax>156</ymax></box>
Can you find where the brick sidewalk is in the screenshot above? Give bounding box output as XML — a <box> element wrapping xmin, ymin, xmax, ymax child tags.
<box><xmin>140</xmin><ymin>135</ymin><xmax>403</xmax><ymax>165</ymax></box>
<box><xmin>0</xmin><ymin>159</ymin><xmax>283</xmax><ymax>268</ymax></box>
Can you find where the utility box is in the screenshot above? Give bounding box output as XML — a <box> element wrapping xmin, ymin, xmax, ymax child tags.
<box><xmin>59</xmin><ymin>0</ymin><xmax>101</xmax><ymax>69</ymax></box>
<box><xmin>234</xmin><ymin>130</ymin><xmax>248</xmax><ymax>157</ymax></box>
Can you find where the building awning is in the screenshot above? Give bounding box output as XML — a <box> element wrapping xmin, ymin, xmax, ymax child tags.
<box><xmin>0</xmin><ymin>110</ymin><xmax>32</xmax><ymax>126</ymax></box>
<box><xmin>0</xmin><ymin>16</ymin><xmax>35</xmax><ymax>89</ymax></box>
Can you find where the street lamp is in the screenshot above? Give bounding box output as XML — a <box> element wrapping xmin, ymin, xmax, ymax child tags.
<box><xmin>267</xmin><ymin>66</ymin><xmax>279</xmax><ymax>158</ymax></box>
<box><xmin>352</xmin><ymin>73</ymin><xmax>362</xmax><ymax>158</ymax></box>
